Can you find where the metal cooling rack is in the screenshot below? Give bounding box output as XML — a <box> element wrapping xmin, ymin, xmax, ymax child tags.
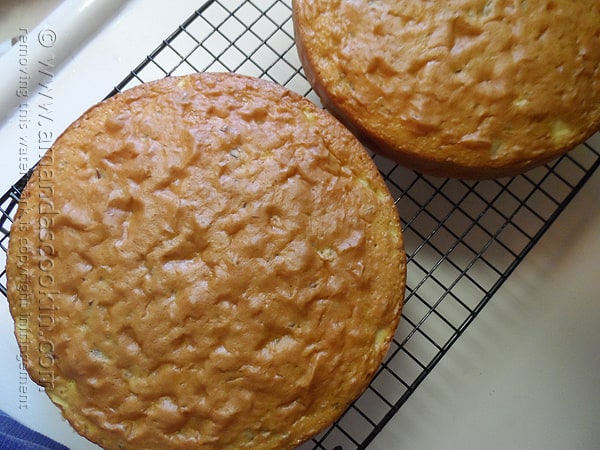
<box><xmin>1</xmin><ymin>0</ymin><xmax>599</xmax><ymax>448</ymax></box>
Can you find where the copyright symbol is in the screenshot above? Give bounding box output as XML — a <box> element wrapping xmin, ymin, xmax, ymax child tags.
<box><xmin>38</xmin><ymin>29</ymin><xmax>57</xmax><ymax>48</ymax></box>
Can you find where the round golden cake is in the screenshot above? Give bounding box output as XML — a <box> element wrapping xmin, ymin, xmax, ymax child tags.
<box><xmin>6</xmin><ymin>72</ymin><xmax>406</xmax><ymax>449</ymax></box>
<box><xmin>292</xmin><ymin>0</ymin><xmax>600</xmax><ymax>178</ymax></box>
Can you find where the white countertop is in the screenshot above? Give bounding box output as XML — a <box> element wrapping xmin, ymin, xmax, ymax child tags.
<box><xmin>0</xmin><ymin>1</ymin><xmax>598</xmax><ymax>449</ymax></box>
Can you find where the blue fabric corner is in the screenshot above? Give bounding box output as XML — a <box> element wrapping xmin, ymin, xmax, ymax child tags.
<box><xmin>0</xmin><ymin>410</ymin><xmax>69</xmax><ymax>450</ymax></box>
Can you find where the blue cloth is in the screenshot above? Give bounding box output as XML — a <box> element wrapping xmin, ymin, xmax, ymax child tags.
<box><xmin>0</xmin><ymin>410</ymin><xmax>68</xmax><ymax>450</ymax></box>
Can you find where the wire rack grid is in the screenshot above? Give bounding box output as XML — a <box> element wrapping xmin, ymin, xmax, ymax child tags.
<box><xmin>1</xmin><ymin>0</ymin><xmax>599</xmax><ymax>448</ymax></box>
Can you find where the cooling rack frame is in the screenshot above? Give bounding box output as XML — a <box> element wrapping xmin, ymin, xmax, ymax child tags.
<box><xmin>1</xmin><ymin>1</ymin><xmax>599</xmax><ymax>448</ymax></box>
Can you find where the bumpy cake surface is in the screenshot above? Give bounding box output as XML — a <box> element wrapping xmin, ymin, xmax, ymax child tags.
<box><xmin>292</xmin><ymin>0</ymin><xmax>600</xmax><ymax>178</ymax></box>
<box><xmin>6</xmin><ymin>72</ymin><xmax>406</xmax><ymax>449</ymax></box>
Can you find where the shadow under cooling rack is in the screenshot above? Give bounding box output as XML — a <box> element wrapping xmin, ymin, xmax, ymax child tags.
<box><xmin>1</xmin><ymin>1</ymin><xmax>599</xmax><ymax>449</ymax></box>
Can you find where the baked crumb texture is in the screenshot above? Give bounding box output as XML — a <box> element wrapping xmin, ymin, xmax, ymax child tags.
<box><xmin>6</xmin><ymin>73</ymin><xmax>406</xmax><ymax>450</ymax></box>
<box><xmin>293</xmin><ymin>0</ymin><xmax>600</xmax><ymax>178</ymax></box>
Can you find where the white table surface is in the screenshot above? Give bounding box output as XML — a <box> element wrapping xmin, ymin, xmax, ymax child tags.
<box><xmin>0</xmin><ymin>2</ymin><xmax>598</xmax><ymax>449</ymax></box>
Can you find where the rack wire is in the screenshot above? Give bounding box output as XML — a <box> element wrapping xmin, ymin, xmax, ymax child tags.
<box><xmin>1</xmin><ymin>0</ymin><xmax>599</xmax><ymax>448</ymax></box>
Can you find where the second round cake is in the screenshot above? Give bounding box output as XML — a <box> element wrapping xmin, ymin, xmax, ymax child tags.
<box><xmin>293</xmin><ymin>0</ymin><xmax>600</xmax><ymax>178</ymax></box>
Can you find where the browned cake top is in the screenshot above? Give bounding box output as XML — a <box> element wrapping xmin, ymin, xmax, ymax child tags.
<box><xmin>6</xmin><ymin>72</ymin><xmax>405</xmax><ymax>449</ymax></box>
<box><xmin>293</xmin><ymin>0</ymin><xmax>600</xmax><ymax>178</ymax></box>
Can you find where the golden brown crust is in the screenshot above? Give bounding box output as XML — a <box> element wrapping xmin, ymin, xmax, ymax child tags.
<box><xmin>6</xmin><ymin>72</ymin><xmax>405</xmax><ymax>449</ymax></box>
<box><xmin>292</xmin><ymin>0</ymin><xmax>600</xmax><ymax>178</ymax></box>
